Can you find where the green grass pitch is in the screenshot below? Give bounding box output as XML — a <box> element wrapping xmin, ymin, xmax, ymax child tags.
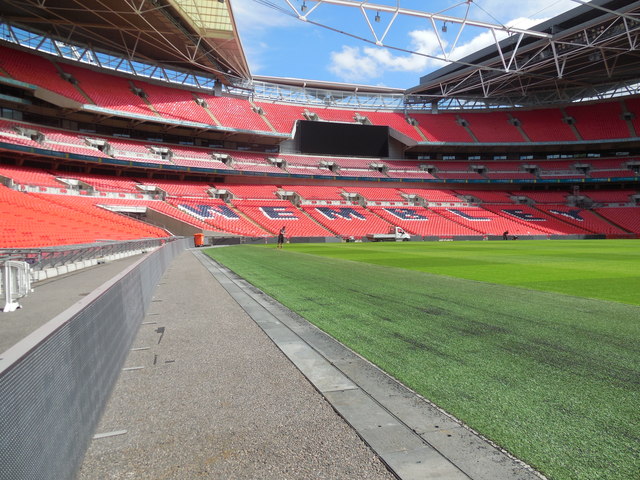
<box><xmin>205</xmin><ymin>240</ymin><xmax>640</xmax><ymax>480</ymax></box>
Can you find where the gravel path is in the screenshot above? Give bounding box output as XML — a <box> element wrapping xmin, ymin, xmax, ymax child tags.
<box><xmin>78</xmin><ymin>249</ymin><xmax>395</xmax><ymax>480</ymax></box>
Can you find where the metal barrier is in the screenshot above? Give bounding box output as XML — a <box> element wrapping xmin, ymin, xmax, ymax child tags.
<box><xmin>0</xmin><ymin>237</ymin><xmax>175</xmax><ymax>272</ymax></box>
<box><xmin>0</xmin><ymin>236</ymin><xmax>191</xmax><ymax>480</ymax></box>
<box><xmin>1</xmin><ymin>261</ymin><xmax>32</xmax><ymax>312</ymax></box>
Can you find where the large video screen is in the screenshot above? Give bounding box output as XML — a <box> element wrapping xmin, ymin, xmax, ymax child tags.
<box><xmin>298</xmin><ymin>120</ymin><xmax>389</xmax><ymax>157</ymax></box>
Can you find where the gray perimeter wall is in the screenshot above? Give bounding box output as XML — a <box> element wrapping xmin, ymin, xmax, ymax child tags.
<box><xmin>0</xmin><ymin>237</ymin><xmax>191</xmax><ymax>480</ymax></box>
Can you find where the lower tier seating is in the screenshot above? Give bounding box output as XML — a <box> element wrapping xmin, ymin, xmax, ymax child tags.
<box><xmin>0</xmin><ymin>171</ymin><xmax>637</xmax><ymax>247</ymax></box>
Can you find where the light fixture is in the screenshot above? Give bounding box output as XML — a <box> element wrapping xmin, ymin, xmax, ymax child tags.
<box><xmin>442</xmin><ymin>22</ymin><xmax>447</xmax><ymax>33</ymax></box>
<box><xmin>301</xmin><ymin>1</ymin><xmax>307</xmax><ymax>12</ymax></box>
<box><xmin>374</xmin><ymin>11</ymin><xmax>380</xmax><ymax>23</ymax></box>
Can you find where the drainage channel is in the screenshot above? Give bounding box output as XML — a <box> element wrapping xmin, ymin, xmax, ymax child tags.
<box><xmin>192</xmin><ymin>250</ymin><xmax>544</xmax><ymax>480</ymax></box>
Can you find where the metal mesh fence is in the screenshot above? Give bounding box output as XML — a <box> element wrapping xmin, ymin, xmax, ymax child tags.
<box><xmin>0</xmin><ymin>238</ymin><xmax>190</xmax><ymax>480</ymax></box>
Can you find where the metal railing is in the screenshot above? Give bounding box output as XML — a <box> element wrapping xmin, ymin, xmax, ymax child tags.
<box><xmin>0</xmin><ymin>237</ymin><xmax>178</xmax><ymax>272</ymax></box>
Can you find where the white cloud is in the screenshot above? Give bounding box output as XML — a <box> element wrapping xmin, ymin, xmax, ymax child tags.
<box><xmin>328</xmin><ymin>29</ymin><xmax>444</xmax><ymax>82</ymax></box>
<box><xmin>327</xmin><ymin>10</ymin><xmax>561</xmax><ymax>83</ymax></box>
<box><xmin>328</xmin><ymin>46</ymin><xmax>379</xmax><ymax>83</ymax></box>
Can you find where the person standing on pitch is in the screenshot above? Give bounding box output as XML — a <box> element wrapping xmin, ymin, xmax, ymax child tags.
<box><xmin>277</xmin><ymin>226</ymin><xmax>286</xmax><ymax>249</ymax></box>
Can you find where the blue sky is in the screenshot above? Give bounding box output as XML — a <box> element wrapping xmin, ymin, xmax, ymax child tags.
<box><xmin>231</xmin><ymin>0</ymin><xmax>587</xmax><ymax>89</ymax></box>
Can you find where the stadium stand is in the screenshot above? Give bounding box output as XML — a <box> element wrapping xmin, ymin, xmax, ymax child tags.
<box><xmin>459</xmin><ymin>112</ymin><xmax>525</xmax><ymax>143</ymax></box>
<box><xmin>219</xmin><ymin>184</ymin><xmax>281</xmax><ymax>199</ymax></box>
<box><xmin>593</xmin><ymin>207</ymin><xmax>640</xmax><ymax>233</ymax></box>
<box><xmin>454</xmin><ymin>190</ymin><xmax>515</xmax><ymax>204</ymax></box>
<box><xmin>197</xmin><ymin>93</ymin><xmax>270</xmax><ymax>131</ymax></box>
<box><xmin>565</xmin><ymin>101</ymin><xmax>630</xmax><ymax>140</ymax></box>
<box><xmin>301</xmin><ymin>204</ymin><xmax>393</xmax><ymax>238</ymax></box>
<box><xmin>286</xmin><ymin>185</ymin><xmax>345</xmax><ymax>201</ymax></box>
<box><xmin>168</xmin><ymin>198</ymin><xmax>269</xmax><ymax>236</ymax></box>
<box><xmin>0</xmin><ymin>45</ymin><xmax>87</xmax><ymax>103</ymax></box>
<box><xmin>136</xmin><ymin>179</ymin><xmax>213</xmax><ymax>198</ymax></box>
<box><xmin>435</xmin><ymin>206</ymin><xmax>551</xmax><ymax>236</ymax></box>
<box><xmin>535</xmin><ymin>205</ymin><xmax>629</xmax><ymax>235</ymax></box>
<box><xmin>363</xmin><ymin>111</ymin><xmax>422</xmax><ymax>141</ymax></box>
<box><xmin>397</xmin><ymin>188</ymin><xmax>464</xmax><ymax>204</ymax></box>
<box><xmin>0</xmin><ymin>185</ymin><xmax>167</xmax><ymax>247</ymax></box>
<box><xmin>0</xmin><ymin>43</ymin><xmax>637</xmax><ymax>245</ymax></box>
<box><xmin>131</xmin><ymin>80</ymin><xmax>215</xmax><ymax>125</ymax></box>
<box><xmin>582</xmin><ymin>190</ymin><xmax>637</xmax><ymax>203</ymax></box>
<box><xmin>254</xmin><ymin>102</ymin><xmax>306</xmax><ymax>133</ymax></box>
<box><xmin>59</xmin><ymin>64</ymin><xmax>157</xmax><ymax>117</ymax></box>
<box><xmin>233</xmin><ymin>199</ymin><xmax>333</xmax><ymax>237</ymax></box>
<box><xmin>369</xmin><ymin>205</ymin><xmax>479</xmax><ymax>236</ymax></box>
<box><xmin>411</xmin><ymin>112</ymin><xmax>475</xmax><ymax>142</ymax></box>
<box><xmin>514</xmin><ymin>108</ymin><xmax>578</xmax><ymax>142</ymax></box>
<box><xmin>0</xmin><ymin>164</ymin><xmax>66</xmax><ymax>188</ymax></box>
<box><xmin>343</xmin><ymin>187</ymin><xmax>405</xmax><ymax>202</ymax></box>
<box><xmin>516</xmin><ymin>191</ymin><xmax>570</xmax><ymax>204</ymax></box>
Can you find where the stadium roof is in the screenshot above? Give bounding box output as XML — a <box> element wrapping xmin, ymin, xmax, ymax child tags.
<box><xmin>0</xmin><ymin>0</ymin><xmax>251</xmax><ymax>84</ymax></box>
<box><xmin>407</xmin><ymin>0</ymin><xmax>640</xmax><ymax>107</ymax></box>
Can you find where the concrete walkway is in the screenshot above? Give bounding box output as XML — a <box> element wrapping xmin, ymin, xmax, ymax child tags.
<box><xmin>0</xmin><ymin>255</ymin><xmax>144</xmax><ymax>354</ymax></box>
<box><xmin>78</xmin><ymin>248</ymin><xmax>543</xmax><ymax>480</ymax></box>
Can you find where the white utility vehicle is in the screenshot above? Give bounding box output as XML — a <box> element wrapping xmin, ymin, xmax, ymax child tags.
<box><xmin>365</xmin><ymin>226</ymin><xmax>411</xmax><ymax>242</ymax></box>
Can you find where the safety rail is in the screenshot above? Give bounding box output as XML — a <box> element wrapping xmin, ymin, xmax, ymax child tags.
<box><xmin>0</xmin><ymin>237</ymin><xmax>178</xmax><ymax>272</ymax></box>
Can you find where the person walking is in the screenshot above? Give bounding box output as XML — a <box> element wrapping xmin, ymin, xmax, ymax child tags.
<box><xmin>277</xmin><ymin>226</ymin><xmax>286</xmax><ymax>249</ymax></box>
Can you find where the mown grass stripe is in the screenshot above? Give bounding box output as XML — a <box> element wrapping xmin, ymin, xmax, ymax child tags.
<box><xmin>205</xmin><ymin>242</ymin><xmax>640</xmax><ymax>480</ymax></box>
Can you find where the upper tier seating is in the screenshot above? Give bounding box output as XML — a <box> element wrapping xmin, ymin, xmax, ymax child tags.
<box><xmin>0</xmin><ymin>164</ymin><xmax>65</xmax><ymax>187</ymax></box>
<box><xmin>459</xmin><ymin>112</ymin><xmax>525</xmax><ymax>143</ymax></box>
<box><xmin>582</xmin><ymin>190</ymin><xmax>637</xmax><ymax>203</ymax></box>
<box><xmin>232</xmin><ymin>199</ymin><xmax>332</xmax><ymax>237</ymax></box>
<box><xmin>312</xmin><ymin>108</ymin><xmax>360</xmax><ymax>123</ymax></box>
<box><xmin>137</xmin><ymin>179</ymin><xmax>213</xmax><ymax>198</ymax></box>
<box><xmin>485</xmin><ymin>172</ymin><xmax>537</xmax><ymax>180</ymax></box>
<box><xmin>397</xmin><ymin>188</ymin><xmax>463</xmax><ymax>203</ymax></box>
<box><xmin>0</xmin><ymin>119</ymin><xmax>48</xmax><ymax>148</ymax></box>
<box><xmin>565</xmin><ymin>102</ymin><xmax>629</xmax><ymax>140</ymax></box>
<box><xmin>454</xmin><ymin>190</ymin><xmax>515</xmax><ymax>203</ymax></box>
<box><xmin>515</xmin><ymin>191</ymin><xmax>569</xmax><ymax>204</ymax></box>
<box><xmin>197</xmin><ymin>93</ymin><xmax>270</xmax><ymax>131</ymax></box>
<box><xmin>411</xmin><ymin>113</ymin><xmax>474</xmax><ymax>142</ymax></box>
<box><xmin>513</xmin><ymin>108</ymin><xmax>577</xmax><ymax>142</ymax></box>
<box><xmin>434</xmin><ymin>171</ymin><xmax>485</xmax><ymax>180</ymax></box>
<box><xmin>386</xmin><ymin>170</ymin><xmax>436</xmax><ymax>179</ymax></box>
<box><xmin>588</xmin><ymin>170</ymin><xmax>637</xmax><ymax>178</ymax></box>
<box><xmin>170</xmin><ymin>147</ymin><xmax>233</xmax><ymax>170</ymax></box>
<box><xmin>2</xmin><ymin>46</ymin><xmax>638</xmax><ymax>145</ymax></box>
<box><xmin>54</xmin><ymin>173</ymin><xmax>141</xmax><ymax>193</ymax></box>
<box><xmin>287</xmin><ymin>185</ymin><xmax>346</xmax><ymax>201</ymax></box>
<box><xmin>254</xmin><ymin>102</ymin><xmax>306</xmax><ymax>133</ymax></box>
<box><xmin>624</xmin><ymin>97</ymin><xmax>640</xmax><ymax>136</ymax></box>
<box><xmin>343</xmin><ymin>187</ymin><xmax>405</xmax><ymax>202</ymax></box>
<box><xmin>0</xmin><ymin>46</ymin><xmax>86</xmax><ymax>103</ymax></box>
<box><xmin>60</xmin><ymin>64</ymin><xmax>157</xmax><ymax>117</ymax></box>
<box><xmin>219</xmin><ymin>184</ymin><xmax>281</xmax><ymax>199</ymax></box>
<box><xmin>363</xmin><ymin>111</ymin><xmax>422</xmax><ymax>141</ymax></box>
<box><xmin>132</xmin><ymin>80</ymin><xmax>215</xmax><ymax>125</ymax></box>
